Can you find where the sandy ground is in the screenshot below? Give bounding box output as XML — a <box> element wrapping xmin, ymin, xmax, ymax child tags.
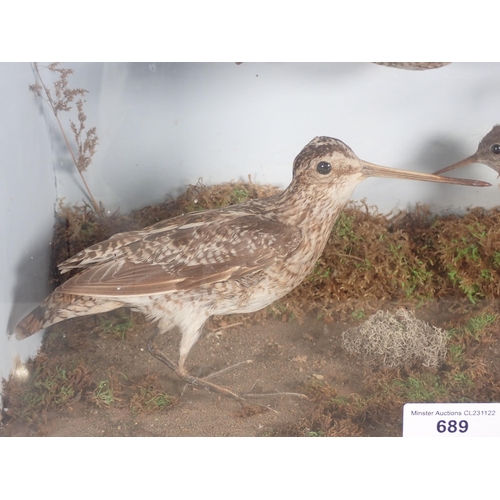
<box><xmin>3</xmin><ymin>299</ymin><xmax>499</xmax><ymax>437</ymax></box>
<box><xmin>1</xmin><ymin>312</ymin><xmax>370</xmax><ymax>437</ymax></box>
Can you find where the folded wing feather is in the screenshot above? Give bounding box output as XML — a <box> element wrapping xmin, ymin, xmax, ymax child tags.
<box><xmin>57</xmin><ymin>209</ymin><xmax>302</xmax><ymax>297</ymax></box>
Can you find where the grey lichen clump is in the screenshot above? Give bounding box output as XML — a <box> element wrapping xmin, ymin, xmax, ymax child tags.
<box><xmin>342</xmin><ymin>309</ymin><xmax>448</xmax><ymax>368</ymax></box>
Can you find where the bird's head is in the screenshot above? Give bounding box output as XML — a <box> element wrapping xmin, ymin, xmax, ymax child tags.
<box><xmin>291</xmin><ymin>136</ymin><xmax>490</xmax><ymax>198</ymax></box>
<box><xmin>472</xmin><ymin>125</ymin><xmax>500</xmax><ymax>174</ymax></box>
<box><xmin>433</xmin><ymin>125</ymin><xmax>500</xmax><ymax>177</ymax></box>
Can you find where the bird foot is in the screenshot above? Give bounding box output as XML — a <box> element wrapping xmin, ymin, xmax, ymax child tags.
<box><xmin>147</xmin><ymin>336</ymin><xmax>247</xmax><ymax>402</ymax></box>
<box><xmin>147</xmin><ymin>334</ymin><xmax>307</xmax><ymax>403</ymax></box>
<box><xmin>202</xmin><ymin>363</ymin><xmax>309</xmax><ymax>400</ymax></box>
<box><xmin>180</xmin><ymin>359</ymin><xmax>253</xmax><ymax>396</ymax></box>
<box><xmin>183</xmin><ymin>373</ymin><xmax>308</xmax><ymax>403</ymax></box>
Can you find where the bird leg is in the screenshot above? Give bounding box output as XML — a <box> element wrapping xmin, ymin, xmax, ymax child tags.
<box><xmin>146</xmin><ymin>331</ymin><xmax>307</xmax><ymax>402</ymax></box>
<box><xmin>147</xmin><ymin>331</ymin><xmax>247</xmax><ymax>402</ymax></box>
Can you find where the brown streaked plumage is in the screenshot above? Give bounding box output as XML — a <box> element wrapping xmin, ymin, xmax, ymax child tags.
<box><xmin>14</xmin><ymin>137</ymin><xmax>490</xmax><ymax>401</ymax></box>
<box><xmin>433</xmin><ymin>125</ymin><xmax>500</xmax><ymax>177</ymax></box>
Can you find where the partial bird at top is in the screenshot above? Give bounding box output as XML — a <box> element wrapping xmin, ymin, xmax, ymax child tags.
<box><xmin>433</xmin><ymin>125</ymin><xmax>500</xmax><ymax>177</ymax></box>
<box><xmin>373</xmin><ymin>62</ymin><xmax>451</xmax><ymax>71</ymax></box>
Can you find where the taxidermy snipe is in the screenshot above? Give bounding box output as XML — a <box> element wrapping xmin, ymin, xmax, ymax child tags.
<box><xmin>434</xmin><ymin>125</ymin><xmax>500</xmax><ymax>177</ymax></box>
<box><xmin>15</xmin><ymin>137</ymin><xmax>490</xmax><ymax>401</ymax></box>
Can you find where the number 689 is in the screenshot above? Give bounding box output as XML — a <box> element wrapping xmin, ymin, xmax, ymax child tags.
<box><xmin>437</xmin><ymin>420</ymin><xmax>468</xmax><ymax>433</ymax></box>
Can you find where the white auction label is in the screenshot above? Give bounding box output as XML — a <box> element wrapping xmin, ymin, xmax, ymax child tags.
<box><xmin>403</xmin><ymin>403</ymin><xmax>500</xmax><ymax>437</ymax></box>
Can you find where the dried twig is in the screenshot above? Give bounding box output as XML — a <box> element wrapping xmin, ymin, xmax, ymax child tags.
<box><xmin>31</xmin><ymin>62</ymin><xmax>103</xmax><ymax>217</ymax></box>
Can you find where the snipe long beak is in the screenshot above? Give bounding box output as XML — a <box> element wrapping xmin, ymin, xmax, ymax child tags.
<box><xmin>360</xmin><ymin>159</ymin><xmax>490</xmax><ymax>187</ymax></box>
<box><xmin>432</xmin><ymin>154</ymin><xmax>479</xmax><ymax>176</ymax></box>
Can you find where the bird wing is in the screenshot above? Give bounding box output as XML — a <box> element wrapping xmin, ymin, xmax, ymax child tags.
<box><xmin>57</xmin><ymin>208</ymin><xmax>302</xmax><ymax>297</ymax></box>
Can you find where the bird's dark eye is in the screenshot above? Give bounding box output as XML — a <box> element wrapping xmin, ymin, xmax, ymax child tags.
<box><xmin>491</xmin><ymin>144</ymin><xmax>500</xmax><ymax>154</ymax></box>
<box><xmin>316</xmin><ymin>161</ymin><xmax>332</xmax><ymax>175</ymax></box>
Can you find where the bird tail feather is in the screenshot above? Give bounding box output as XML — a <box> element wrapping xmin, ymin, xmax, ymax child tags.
<box><xmin>14</xmin><ymin>293</ymin><xmax>124</xmax><ymax>340</ymax></box>
<box><xmin>15</xmin><ymin>306</ymin><xmax>47</xmax><ymax>339</ymax></box>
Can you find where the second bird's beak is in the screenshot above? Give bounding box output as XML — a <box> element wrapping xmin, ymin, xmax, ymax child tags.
<box><xmin>432</xmin><ymin>154</ymin><xmax>481</xmax><ymax>176</ymax></box>
<box><xmin>360</xmin><ymin>160</ymin><xmax>490</xmax><ymax>187</ymax></box>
